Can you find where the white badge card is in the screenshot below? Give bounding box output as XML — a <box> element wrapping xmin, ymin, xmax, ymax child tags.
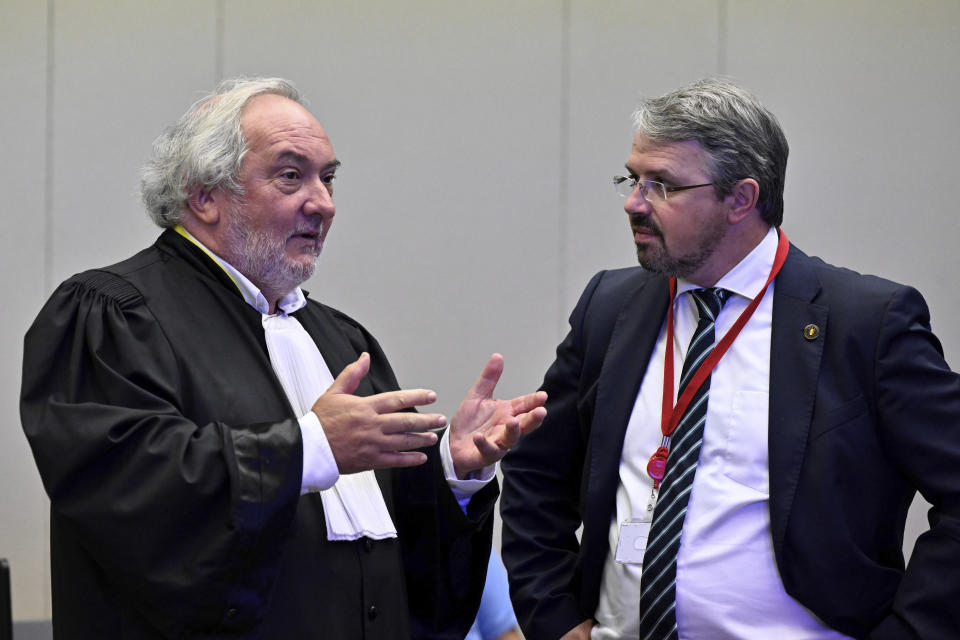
<box><xmin>615</xmin><ymin>520</ymin><xmax>652</xmax><ymax>565</ymax></box>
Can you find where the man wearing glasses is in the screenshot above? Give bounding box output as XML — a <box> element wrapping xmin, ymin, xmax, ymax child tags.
<box><xmin>501</xmin><ymin>78</ymin><xmax>960</xmax><ymax>639</ymax></box>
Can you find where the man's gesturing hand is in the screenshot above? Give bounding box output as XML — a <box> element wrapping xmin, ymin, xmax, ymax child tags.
<box><xmin>311</xmin><ymin>352</ymin><xmax>446</xmax><ymax>474</ymax></box>
<box><xmin>449</xmin><ymin>353</ymin><xmax>547</xmax><ymax>479</ymax></box>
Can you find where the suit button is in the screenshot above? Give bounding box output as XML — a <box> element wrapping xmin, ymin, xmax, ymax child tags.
<box><xmin>363</xmin><ymin>538</ymin><xmax>374</xmax><ymax>552</ymax></box>
<box><xmin>368</xmin><ymin>605</ymin><xmax>378</xmax><ymax>620</ymax></box>
<box><xmin>224</xmin><ymin>607</ymin><xmax>238</xmax><ymax>620</ymax></box>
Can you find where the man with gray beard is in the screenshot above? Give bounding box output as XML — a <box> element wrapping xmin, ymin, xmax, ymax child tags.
<box><xmin>20</xmin><ymin>77</ymin><xmax>546</xmax><ymax>640</ymax></box>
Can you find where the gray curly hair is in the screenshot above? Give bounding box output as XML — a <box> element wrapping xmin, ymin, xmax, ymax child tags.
<box><xmin>632</xmin><ymin>78</ymin><xmax>789</xmax><ymax>226</ymax></box>
<box><xmin>140</xmin><ymin>77</ymin><xmax>303</xmax><ymax>228</ymax></box>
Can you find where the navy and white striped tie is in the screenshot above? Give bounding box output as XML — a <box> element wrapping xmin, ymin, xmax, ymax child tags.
<box><xmin>637</xmin><ymin>287</ymin><xmax>731</xmax><ymax>640</ymax></box>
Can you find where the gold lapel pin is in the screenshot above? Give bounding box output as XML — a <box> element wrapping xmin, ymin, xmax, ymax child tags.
<box><xmin>803</xmin><ymin>324</ymin><xmax>820</xmax><ymax>340</ymax></box>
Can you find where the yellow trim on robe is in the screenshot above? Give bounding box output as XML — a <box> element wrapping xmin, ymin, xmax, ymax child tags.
<box><xmin>172</xmin><ymin>224</ymin><xmax>241</xmax><ymax>290</ymax></box>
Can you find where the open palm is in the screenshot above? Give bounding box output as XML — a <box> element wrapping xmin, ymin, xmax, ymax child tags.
<box><xmin>449</xmin><ymin>354</ymin><xmax>547</xmax><ymax>478</ymax></box>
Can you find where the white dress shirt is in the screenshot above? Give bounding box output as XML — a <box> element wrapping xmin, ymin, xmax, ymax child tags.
<box><xmin>592</xmin><ymin>228</ymin><xmax>851</xmax><ymax>639</ymax></box>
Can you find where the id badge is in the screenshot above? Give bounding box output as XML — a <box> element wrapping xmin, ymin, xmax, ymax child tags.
<box><xmin>615</xmin><ymin>519</ymin><xmax>652</xmax><ymax>565</ymax></box>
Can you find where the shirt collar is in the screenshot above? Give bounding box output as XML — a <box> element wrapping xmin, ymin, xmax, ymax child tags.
<box><xmin>174</xmin><ymin>225</ymin><xmax>307</xmax><ymax>316</ymax></box>
<box><xmin>676</xmin><ymin>226</ymin><xmax>779</xmax><ymax>301</ymax></box>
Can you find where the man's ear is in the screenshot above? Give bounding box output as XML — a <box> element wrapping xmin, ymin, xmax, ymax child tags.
<box><xmin>186</xmin><ymin>188</ymin><xmax>223</xmax><ymax>225</ymax></box>
<box><xmin>727</xmin><ymin>178</ymin><xmax>760</xmax><ymax>224</ymax></box>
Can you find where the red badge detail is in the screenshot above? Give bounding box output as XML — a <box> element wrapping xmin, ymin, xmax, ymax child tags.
<box><xmin>647</xmin><ymin>446</ymin><xmax>669</xmax><ymax>489</ymax></box>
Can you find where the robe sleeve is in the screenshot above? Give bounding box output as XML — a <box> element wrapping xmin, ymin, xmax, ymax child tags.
<box><xmin>20</xmin><ymin>271</ymin><xmax>302</xmax><ymax>637</ymax></box>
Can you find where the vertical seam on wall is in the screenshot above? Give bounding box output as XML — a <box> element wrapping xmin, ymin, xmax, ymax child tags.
<box><xmin>44</xmin><ymin>0</ymin><xmax>55</xmax><ymax>296</ymax></box>
<box><xmin>43</xmin><ymin>3</ymin><xmax>56</xmax><ymax>617</ymax></box>
<box><xmin>215</xmin><ymin>0</ymin><xmax>225</xmax><ymax>82</ymax></box>
<box><xmin>718</xmin><ymin>0</ymin><xmax>728</xmax><ymax>75</ymax></box>
<box><xmin>558</xmin><ymin>0</ymin><xmax>571</xmax><ymax>339</ymax></box>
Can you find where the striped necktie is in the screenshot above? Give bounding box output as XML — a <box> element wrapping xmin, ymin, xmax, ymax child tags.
<box><xmin>637</xmin><ymin>287</ymin><xmax>731</xmax><ymax>640</ymax></box>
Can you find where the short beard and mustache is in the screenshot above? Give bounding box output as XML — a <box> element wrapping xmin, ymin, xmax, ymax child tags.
<box><xmin>223</xmin><ymin>200</ymin><xmax>323</xmax><ymax>298</ymax></box>
<box><xmin>630</xmin><ymin>213</ymin><xmax>726</xmax><ymax>280</ymax></box>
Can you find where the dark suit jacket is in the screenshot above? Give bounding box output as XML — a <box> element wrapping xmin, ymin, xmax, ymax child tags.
<box><xmin>500</xmin><ymin>242</ymin><xmax>960</xmax><ymax>639</ymax></box>
<box><xmin>22</xmin><ymin>230</ymin><xmax>494</xmax><ymax>639</ymax></box>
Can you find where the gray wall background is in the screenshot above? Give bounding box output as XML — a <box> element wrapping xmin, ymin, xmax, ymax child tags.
<box><xmin>2</xmin><ymin>0</ymin><xmax>958</xmax><ymax>624</ymax></box>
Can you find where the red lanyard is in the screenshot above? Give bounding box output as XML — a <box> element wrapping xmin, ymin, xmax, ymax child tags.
<box><xmin>647</xmin><ymin>230</ymin><xmax>790</xmax><ymax>487</ymax></box>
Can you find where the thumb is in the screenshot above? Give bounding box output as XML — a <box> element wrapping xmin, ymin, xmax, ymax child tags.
<box><xmin>328</xmin><ymin>352</ymin><xmax>370</xmax><ymax>396</ymax></box>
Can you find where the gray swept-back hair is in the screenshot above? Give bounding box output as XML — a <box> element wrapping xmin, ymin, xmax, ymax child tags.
<box><xmin>632</xmin><ymin>78</ymin><xmax>788</xmax><ymax>226</ymax></box>
<box><xmin>140</xmin><ymin>77</ymin><xmax>303</xmax><ymax>228</ymax></box>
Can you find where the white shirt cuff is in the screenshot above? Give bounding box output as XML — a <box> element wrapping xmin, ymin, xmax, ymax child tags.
<box><xmin>440</xmin><ymin>428</ymin><xmax>496</xmax><ymax>512</ymax></box>
<box><xmin>299</xmin><ymin>411</ymin><xmax>340</xmax><ymax>494</ymax></box>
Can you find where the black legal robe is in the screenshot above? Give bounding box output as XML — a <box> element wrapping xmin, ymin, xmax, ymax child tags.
<box><xmin>21</xmin><ymin>230</ymin><xmax>494</xmax><ymax>639</ymax></box>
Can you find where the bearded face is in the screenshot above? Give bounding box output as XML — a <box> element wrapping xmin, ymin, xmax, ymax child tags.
<box><xmin>222</xmin><ymin>196</ymin><xmax>324</xmax><ymax>297</ymax></box>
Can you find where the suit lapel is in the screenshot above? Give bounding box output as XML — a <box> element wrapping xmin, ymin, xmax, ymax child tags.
<box><xmin>768</xmin><ymin>245</ymin><xmax>827</xmax><ymax>558</ymax></box>
<box><xmin>585</xmin><ymin>274</ymin><xmax>669</xmax><ymax>538</ymax></box>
